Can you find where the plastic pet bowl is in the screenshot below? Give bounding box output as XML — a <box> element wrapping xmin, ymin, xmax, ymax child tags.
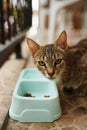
<box><xmin>9</xmin><ymin>69</ymin><xmax>62</xmax><ymax>122</ymax></box>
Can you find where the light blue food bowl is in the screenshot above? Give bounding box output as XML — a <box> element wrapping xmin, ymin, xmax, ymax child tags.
<box><xmin>9</xmin><ymin>69</ymin><xmax>62</xmax><ymax>122</ymax></box>
<box><xmin>19</xmin><ymin>68</ymin><xmax>49</xmax><ymax>81</ymax></box>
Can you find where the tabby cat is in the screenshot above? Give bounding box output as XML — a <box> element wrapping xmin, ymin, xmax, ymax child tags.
<box><xmin>27</xmin><ymin>31</ymin><xmax>87</xmax><ymax>97</ymax></box>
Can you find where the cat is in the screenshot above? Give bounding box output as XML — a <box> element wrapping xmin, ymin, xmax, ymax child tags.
<box><xmin>27</xmin><ymin>31</ymin><xmax>87</xmax><ymax>97</ymax></box>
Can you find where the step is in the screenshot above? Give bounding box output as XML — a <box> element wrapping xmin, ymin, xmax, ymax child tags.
<box><xmin>0</xmin><ymin>59</ymin><xmax>27</xmax><ymax>130</ymax></box>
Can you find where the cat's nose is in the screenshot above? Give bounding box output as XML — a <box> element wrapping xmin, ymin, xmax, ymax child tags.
<box><xmin>48</xmin><ymin>72</ymin><xmax>54</xmax><ymax>77</ymax></box>
<box><xmin>47</xmin><ymin>68</ymin><xmax>54</xmax><ymax>77</ymax></box>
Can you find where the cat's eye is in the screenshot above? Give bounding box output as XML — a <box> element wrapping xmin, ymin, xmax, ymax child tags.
<box><xmin>38</xmin><ymin>61</ymin><xmax>45</xmax><ymax>66</ymax></box>
<box><xmin>55</xmin><ymin>59</ymin><xmax>62</xmax><ymax>65</ymax></box>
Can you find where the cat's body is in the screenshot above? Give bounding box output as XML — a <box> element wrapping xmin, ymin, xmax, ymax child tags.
<box><xmin>27</xmin><ymin>31</ymin><xmax>87</xmax><ymax>96</ymax></box>
<box><xmin>61</xmin><ymin>39</ymin><xmax>87</xmax><ymax>90</ymax></box>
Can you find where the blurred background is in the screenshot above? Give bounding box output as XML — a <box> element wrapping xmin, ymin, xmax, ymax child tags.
<box><xmin>31</xmin><ymin>0</ymin><xmax>87</xmax><ymax>44</ymax></box>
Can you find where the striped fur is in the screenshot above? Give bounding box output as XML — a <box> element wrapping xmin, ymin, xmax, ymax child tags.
<box><xmin>27</xmin><ymin>31</ymin><xmax>87</xmax><ymax>96</ymax></box>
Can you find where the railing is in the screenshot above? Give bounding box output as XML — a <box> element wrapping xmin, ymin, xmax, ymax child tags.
<box><xmin>0</xmin><ymin>0</ymin><xmax>32</xmax><ymax>66</ymax></box>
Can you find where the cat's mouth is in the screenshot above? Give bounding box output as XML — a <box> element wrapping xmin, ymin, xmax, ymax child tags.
<box><xmin>42</xmin><ymin>71</ymin><xmax>56</xmax><ymax>80</ymax></box>
<box><xmin>47</xmin><ymin>77</ymin><xmax>55</xmax><ymax>80</ymax></box>
<box><xmin>45</xmin><ymin>74</ymin><xmax>56</xmax><ymax>80</ymax></box>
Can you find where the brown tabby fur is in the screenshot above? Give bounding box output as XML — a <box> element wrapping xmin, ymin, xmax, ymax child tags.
<box><xmin>27</xmin><ymin>31</ymin><xmax>87</xmax><ymax>97</ymax></box>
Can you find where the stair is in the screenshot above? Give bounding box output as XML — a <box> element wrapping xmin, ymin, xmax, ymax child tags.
<box><xmin>0</xmin><ymin>59</ymin><xmax>27</xmax><ymax>130</ymax></box>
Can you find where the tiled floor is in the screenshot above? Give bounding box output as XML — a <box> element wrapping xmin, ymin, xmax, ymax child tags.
<box><xmin>1</xmin><ymin>28</ymin><xmax>87</xmax><ymax>130</ymax></box>
<box><xmin>6</xmin><ymin>95</ymin><xmax>87</xmax><ymax>130</ymax></box>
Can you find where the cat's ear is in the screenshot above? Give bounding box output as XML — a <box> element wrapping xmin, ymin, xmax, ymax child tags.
<box><xmin>27</xmin><ymin>38</ymin><xmax>40</xmax><ymax>56</ymax></box>
<box><xmin>55</xmin><ymin>31</ymin><xmax>68</xmax><ymax>50</ymax></box>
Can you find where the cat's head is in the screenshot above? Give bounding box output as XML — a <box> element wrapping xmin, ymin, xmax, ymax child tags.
<box><xmin>27</xmin><ymin>31</ymin><xmax>68</xmax><ymax>79</ymax></box>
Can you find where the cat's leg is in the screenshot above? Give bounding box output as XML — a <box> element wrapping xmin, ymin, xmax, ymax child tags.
<box><xmin>74</xmin><ymin>83</ymin><xmax>87</xmax><ymax>97</ymax></box>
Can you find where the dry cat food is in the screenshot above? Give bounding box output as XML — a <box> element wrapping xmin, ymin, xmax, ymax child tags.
<box><xmin>24</xmin><ymin>93</ymin><xmax>50</xmax><ymax>98</ymax></box>
<box><xmin>24</xmin><ymin>93</ymin><xmax>35</xmax><ymax>97</ymax></box>
<box><xmin>44</xmin><ymin>95</ymin><xmax>50</xmax><ymax>98</ymax></box>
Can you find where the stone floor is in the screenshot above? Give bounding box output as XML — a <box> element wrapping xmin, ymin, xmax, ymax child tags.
<box><xmin>0</xmin><ymin>28</ymin><xmax>87</xmax><ymax>130</ymax></box>
<box><xmin>0</xmin><ymin>59</ymin><xmax>27</xmax><ymax>130</ymax></box>
<box><xmin>6</xmin><ymin>93</ymin><xmax>87</xmax><ymax>130</ymax></box>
